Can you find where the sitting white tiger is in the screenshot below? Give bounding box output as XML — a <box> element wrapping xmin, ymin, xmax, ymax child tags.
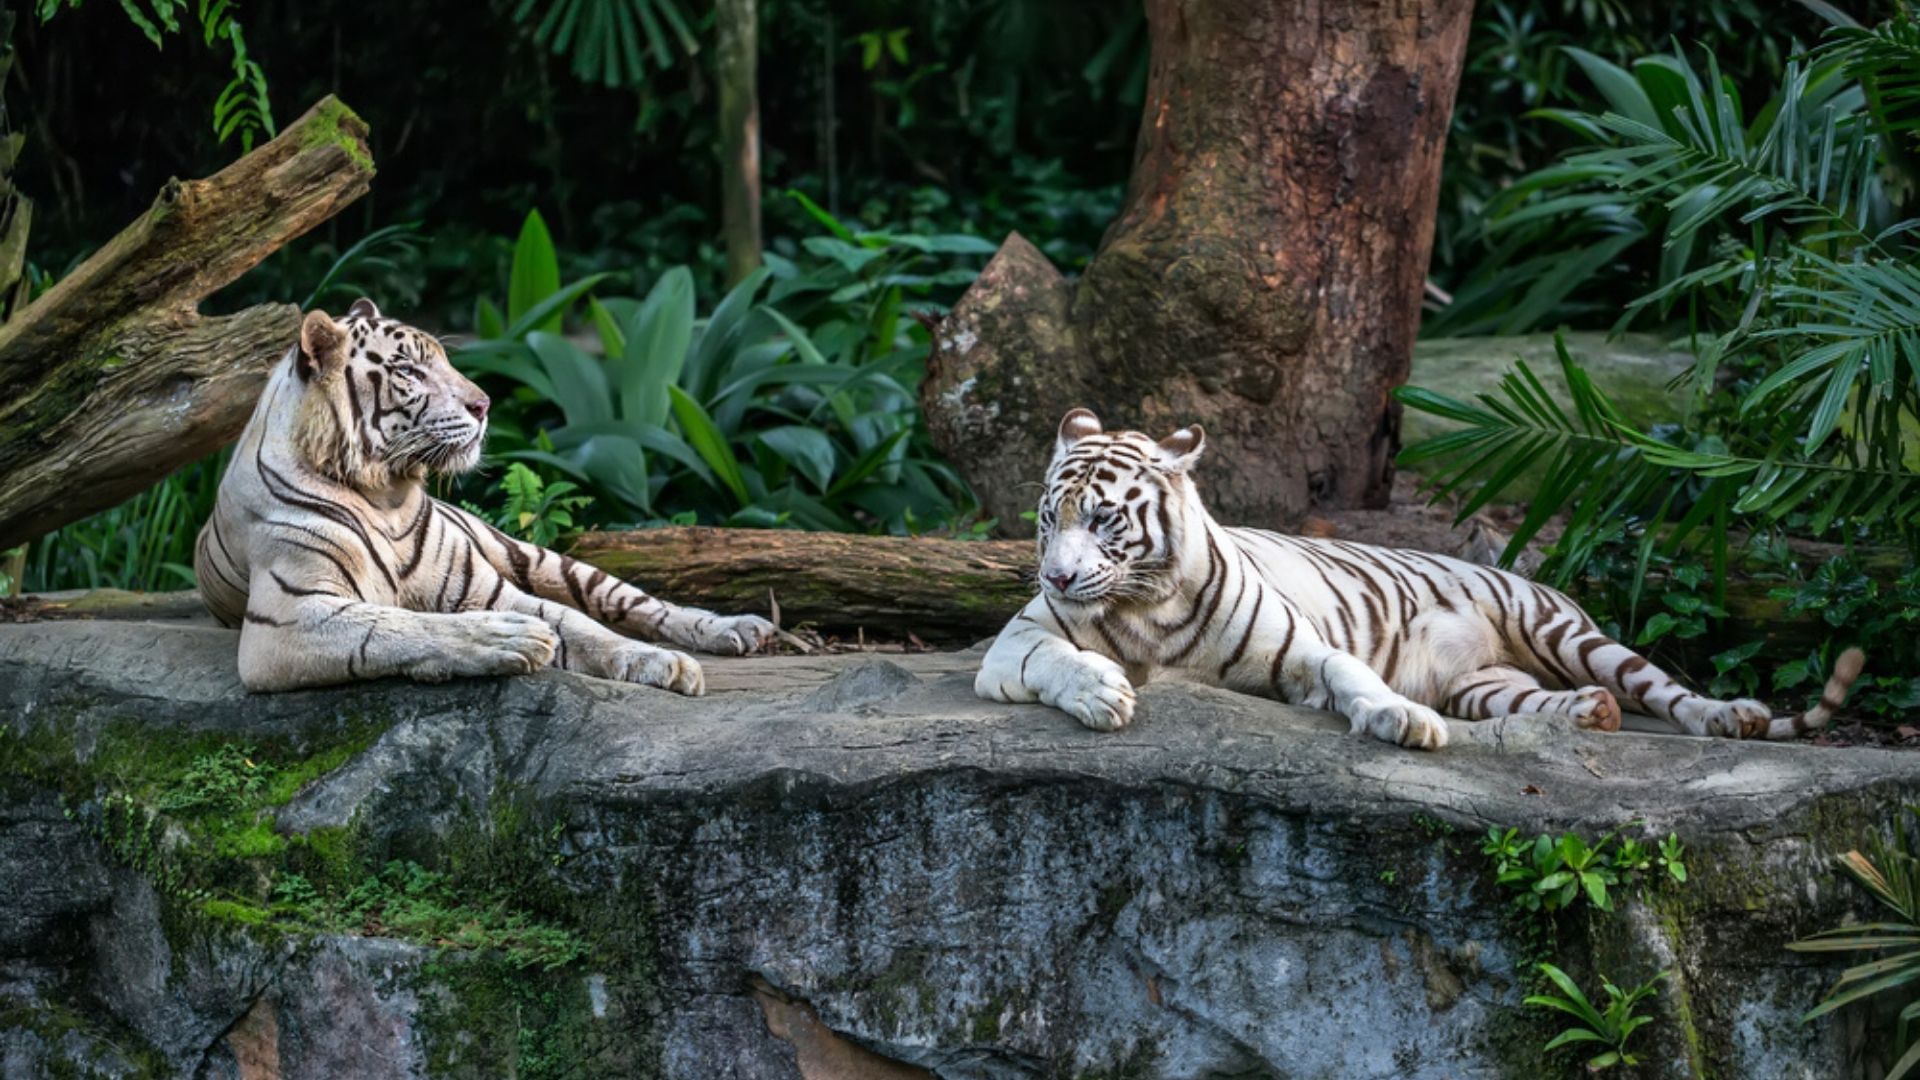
<box><xmin>195</xmin><ymin>299</ymin><xmax>775</xmax><ymax>693</ymax></box>
<box><xmin>976</xmin><ymin>409</ymin><xmax>1864</xmax><ymax>750</ymax></box>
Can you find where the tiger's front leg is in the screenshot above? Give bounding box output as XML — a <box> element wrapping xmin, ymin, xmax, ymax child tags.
<box><xmin>1218</xmin><ymin>602</ymin><xmax>1449</xmax><ymax>751</ymax></box>
<box><xmin>452</xmin><ymin>505</ymin><xmax>774</xmax><ymax>655</ymax></box>
<box><xmin>976</xmin><ymin>600</ymin><xmax>1138</xmax><ymax>731</ymax></box>
<box><xmin>452</xmin><ymin>560</ymin><xmax>705</xmax><ymax>695</ymax></box>
<box><xmin>237</xmin><ymin>563</ymin><xmax>559</xmax><ymax>692</ymax></box>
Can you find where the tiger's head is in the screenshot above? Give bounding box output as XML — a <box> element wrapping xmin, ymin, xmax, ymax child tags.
<box><xmin>291</xmin><ymin>299</ymin><xmax>490</xmax><ymax>490</ymax></box>
<box><xmin>1035</xmin><ymin>407</ymin><xmax>1206</xmax><ymax>608</ymax></box>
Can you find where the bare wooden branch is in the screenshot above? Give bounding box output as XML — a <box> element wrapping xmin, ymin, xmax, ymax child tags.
<box><xmin>0</xmin><ymin>96</ymin><xmax>375</xmax><ymax>549</ymax></box>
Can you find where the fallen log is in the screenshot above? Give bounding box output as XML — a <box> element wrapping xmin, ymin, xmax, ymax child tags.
<box><xmin>0</xmin><ymin>96</ymin><xmax>375</xmax><ymax>550</ymax></box>
<box><xmin>568</xmin><ymin>528</ymin><xmax>1035</xmax><ymax>641</ymax></box>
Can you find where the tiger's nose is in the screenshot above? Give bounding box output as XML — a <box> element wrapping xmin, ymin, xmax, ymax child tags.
<box><xmin>465</xmin><ymin>396</ymin><xmax>490</xmax><ymax>421</ymax></box>
<box><xmin>1044</xmin><ymin>570</ymin><xmax>1075</xmax><ymax>592</ymax></box>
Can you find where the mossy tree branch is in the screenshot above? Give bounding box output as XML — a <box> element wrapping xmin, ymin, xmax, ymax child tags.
<box><xmin>0</xmin><ymin>96</ymin><xmax>375</xmax><ymax>550</ymax></box>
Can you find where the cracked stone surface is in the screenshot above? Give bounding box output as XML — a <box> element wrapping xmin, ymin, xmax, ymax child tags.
<box><xmin>0</xmin><ymin>619</ymin><xmax>1914</xmax><ymax>1078</ymax></box>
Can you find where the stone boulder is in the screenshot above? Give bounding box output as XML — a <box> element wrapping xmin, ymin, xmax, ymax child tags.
<box><xmin>0</xmin><ymin>619</ymin><xmax>1911</xmax><ymax>1079</ymax></box>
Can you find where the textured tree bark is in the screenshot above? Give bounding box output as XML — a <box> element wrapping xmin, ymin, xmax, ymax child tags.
<box><xmin>922</xmin><ymin>0</ymin><xmax>1474</xmax><ymax>535</ymax></box>
<box><xmin>716</xmin><ymin>0</ymin><xmax>762</xmax><ymax>286</ymax></box>
<box><xmin>0</xmin><ymin>97</ymin><xmax>374</xmax><ymax>551</ymax></box>
<box><xmin>569</xmin><ymin>528</ymin><xmax>1034</xmax><ymax>641</ymax></box>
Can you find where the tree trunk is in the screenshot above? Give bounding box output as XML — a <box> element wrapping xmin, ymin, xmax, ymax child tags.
<box><xmin>0</xmin><ymin>97</ymin><xmax>375</xmax><ymax>551</ymax></box>
<box><xmin>568</xmin><ymin>528</ymin><xmax>1033</xmax><ymax>641</ymax></box>
<box><xmin>922</xmin><ymin>0</ymin><xmax>1473</xmax><ymax>536</ymax></box>
<box><xmin>716</xmin><ymin>0</ymin><xmax>762</xmax><ymax>286</ymax></box>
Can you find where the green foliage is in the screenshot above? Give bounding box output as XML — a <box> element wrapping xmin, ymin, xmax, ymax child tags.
<box><xmin>492</xmin><ymin>461</ymin><xmax>594</xmax><ymax>548</ymax></box>
<box><xmin>453</xmin><ymin>204</ymin><xmax>984</xmax><ymax>533</ymax></box>
<box><xmin>21</xmin><ymin>455</ymin><xmax>221</xmax><ymax>593</ymax></box>
<box><xmin>1526</xmin><ymin>962</ymin><xmax>1665</xmax><ymax>1071</ymax></box>
<box><xmin>289</xmin><ymin>860</ymin><xmax>589</xmax><ymax>971</ymax></box>
<box><xmin>1771</xmin><ymin>558</ymin><xmax>1920</xmax><ymax>719</ymax></box>
<box><xmin>35</xmin><ymin>0</ymin><xmax>275</xmax><ymax>149</ymax></box>
<box><xmin>1407</xmin><ymin>18</ymin><xmax>1920</xmax><ymax>586</ymax></box>
<box><xmin>154</xmin><ymin>744</ymin><xmax>276</xmax><ymax>814</ymax></box>
<box><xmin>509</xmin><ymin>0</ymin><xmax>698</xmax><ymax>89</ymax></box>
<box><xmin>302</xmin><ymin>222</ymin><xmax>423</xmax><ymax>310</ymax></box>
<box><xmin>1790</xmin><ymin>805</ymin><xmax>1920</xmax><ymax>1079</ymax></box>
<box><xmin>1482</xmin><ymin>825</ymin><xmax>1686</xmax><ymax>913</ymax></box>
<box><xmin>1432</xmin><ymin>0</ymin><xmax>1831</xmax><ymax>333</ymax></box>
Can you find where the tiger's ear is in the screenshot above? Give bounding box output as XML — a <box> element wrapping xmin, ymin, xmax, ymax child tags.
<box><xmin>297</xmin><ymin>309</ymin><xmax>349</xmax><ymax>382</ymax></box>
<box><xmin>1056</xmin><ymin>408</ymin><xmax>1103</xmax><ymax>455</ymax></box>
<box><xmin>1154</xmin><ymin>424</ymin><xmax>1205</xmax><ymax>473</ymax></box>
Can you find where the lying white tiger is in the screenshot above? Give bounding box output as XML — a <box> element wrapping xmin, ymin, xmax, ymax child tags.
<box><xmin>977</xmin><ymin>409</ymin><xmax>1864</xmax><ymax>750</ymax></box>
<box><xmin>195</xmin><ymin>299</ymin><xmax>775</xmax><ymax>692</ymax></box>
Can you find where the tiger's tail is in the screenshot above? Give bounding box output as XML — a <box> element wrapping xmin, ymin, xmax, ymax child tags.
<box><xmin>1766</xmin><ymin>647</ymin><xmax>1866</xmax><ymax>739</ymax></box>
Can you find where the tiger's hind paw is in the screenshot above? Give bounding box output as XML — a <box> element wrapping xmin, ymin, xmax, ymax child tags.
<box><xmin>1702</xmin><ymin>698</ymin><xmax>1771</xmax><ymax>739</ymax></box>
<box><xmin>1566</xmin><ymin>686</ymin><xmax>1621</xmax><ymax>732</ymax></box>
<box><xmin>1352</xmin><ymin>698</ymin><xmax>1449</xmax><ymax>751</ymax></box>
<box><xmin>690</xmin><ymin>614</ymin><xmax>777</xmax><ymax>656</ymax></box>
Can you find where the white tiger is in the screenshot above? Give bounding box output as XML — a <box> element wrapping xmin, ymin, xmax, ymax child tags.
<box><xmin>976</xmin><ymin>409</ymin><xmax>1865</xmax><ymax>750</ymax></box>
<box><xmin>194</xmin><ymin>299</ymin><xmax>775</xmax><ymax>693</ymax></box>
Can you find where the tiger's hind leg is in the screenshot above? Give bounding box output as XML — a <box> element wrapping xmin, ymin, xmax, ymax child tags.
<box><xmin>1441</xmin><ymin>665</ymin><xmax>1620</xmax><ymax>732</ymax></box>
<box><xmin>1524</xmin><ymin>610</ymin><xmax>1770</xmax><ymax>738</ymax></box>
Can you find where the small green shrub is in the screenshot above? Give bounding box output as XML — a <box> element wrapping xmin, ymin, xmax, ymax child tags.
<box><xmin>1483</xmin><ymin>826</ymin><xmax>1686</xmax><ymax>913</ymax></box>
<box><xmin>491</xmin><ymin>461</ymin><xmax>594</xmax><ymax>548</ymax></box>
<box><xmin>1527</xmin><ymin>963</ymin><xmax>1665</xmax><ymax>1072</ymax></box>
<box><xmin>155</xmin><ymin>745</ymin><xmax>277</xmax><ymax>814</ymax></box>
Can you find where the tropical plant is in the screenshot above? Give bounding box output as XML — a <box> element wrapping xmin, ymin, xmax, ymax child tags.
<box><xmin>20</xmin><ymin>455</ymin><xmax>222</xmax><ymax>593</ymax></box>
<box><xmin>451</xmin><ymin>203</ymin><xmax>989</xmax><ymax>533</ymax></box>
<box><xmin>1790</xmin><ymin>805</ymin><xmax>1920</xmax><ymax>1080</ymax></box>
<box><xmin>1404</xmin><ymin>19</ymin><xmax>1920</xmax><ymax>588</ymax></box>
<box><xmin>1430</xmin><ymin>0</ymin><xmax>1836</xmax><ymax>335</ymax></box>
<box><xmin>509</xmin><ymin>0</ymin><xmax>699</xmax><ymax>88</ymax></box>
<box><xmin>35</xmin><ymin>0</ymin><xmax>275</xmax><ymax>149</ymax></box>
<box><xmin>1527</xmin><ymin>963</ymin><xmax>1665</xmax><ymax>1072</ymax></box>
<box><xmin>490</xmin><ymin>461</ymin><xmax>594</xmax><ymax>548</ymax></box>
<box><xmin>1484</xmin><ymin>826</ymin><xmax>1621</xmax><ymax>913</ymax></box>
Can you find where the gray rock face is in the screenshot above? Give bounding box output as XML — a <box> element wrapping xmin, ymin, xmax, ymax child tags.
<box><xmin>0</xmin><ymin>620</ymin><xmax>1912</xmax><ymax>1078</ymax></box>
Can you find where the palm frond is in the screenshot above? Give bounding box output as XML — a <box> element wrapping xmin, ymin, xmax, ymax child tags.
<box><xmin>1396</xmin><ymin>334</ymin><xmax>1920</xmax><ymax>579</ymax></box>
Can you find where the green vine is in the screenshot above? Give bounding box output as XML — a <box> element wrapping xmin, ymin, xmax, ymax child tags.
<box><xmin>36</xmin><ymin>0</ymin><xmax>275</xmax><ymax>149</ymax></box>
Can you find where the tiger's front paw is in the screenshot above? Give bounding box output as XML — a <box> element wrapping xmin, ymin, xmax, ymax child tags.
<box><xmin>448</xmin><ymin>611</ymin><xmax>559</xmax><ymax>678</ymax></box>
<box><xmin>1049</xmin><ymin>653</ymin><xmax>1137</xmax><ymax>733</ymax></box>
<box><xmin>609</xmin><ymin>643</ymin><xmax>706</xmax><ymax>696</ymax></box>
<box><xmin>1351</xmin><ymin>698</ymin><xmax>1449</xmax><ymax>751</ymax></box>
<box><xmin>693</xmin><ymin>614</ymin><xmax>777</xmax><ymax>656</ymax></box>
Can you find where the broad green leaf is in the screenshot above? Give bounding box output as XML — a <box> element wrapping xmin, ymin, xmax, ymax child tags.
<box><xmin>1564</xmin><ymin>46</ymin><xmax>1660</xmax><ymax>130</ymax></box>
<box><xmin>668</xmin><ymin>385</ymin><xmax>749</xmax><ymax>506</ymax></box>
<box><xmin>616</xmin><ymin>266</ymin><xmax>696</xmax><ymax>426</ymax></box>
<box><xmin>527</xmin><ymin>332</ymin><xmax>613</xmax><ymax>427</ymax></box>
<box><xmin>508</xmin><ymin>210</ymin><xmax>563</xmax><ymax>332</ymax></box>
<box><xmin>757</xmin><ymin>426</ymin><xmax>838</xmax><ymax>492</ymax></box>
<box><xmin>505</xmin><ymin>272</ymin><xmax>613</xmax><ymax>341</ymax></box>
<box><xmin>475</xmin><ymin>297</ymin><xmax>508</xmax><ymax>340</ymax></box>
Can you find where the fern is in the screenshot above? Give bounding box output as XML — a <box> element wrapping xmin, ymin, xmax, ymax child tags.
<box><xmin>494</xmin><ymin>463</ymin><xmax>595</xmax><ymax>548</ymax></box>
<box><xmin>36</xmin><ymin>0</ymin><xmax>274</xmax><ymax>150</ymax></box>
